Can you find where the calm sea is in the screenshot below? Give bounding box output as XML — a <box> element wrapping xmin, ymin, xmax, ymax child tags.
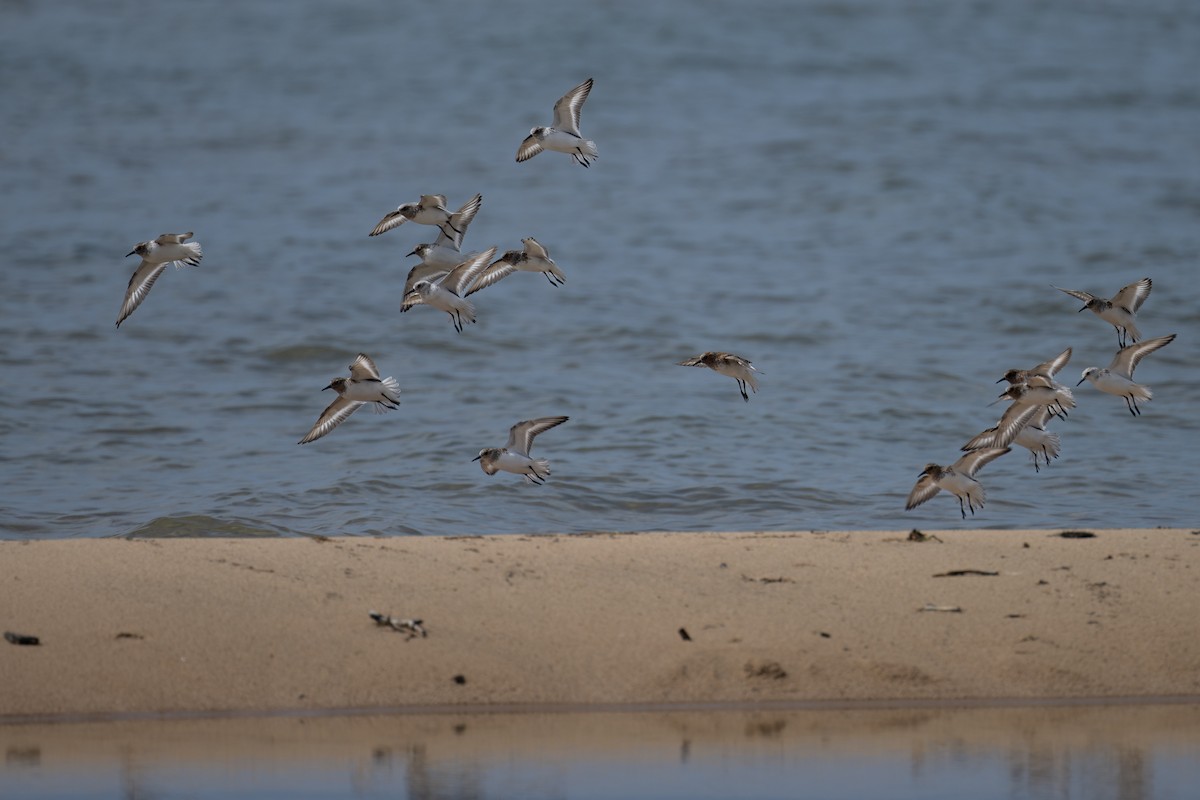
<box><xmin>1</xmin><ymin>0</ymin><xmax>1197</xmax><ymax>538</ymax></box>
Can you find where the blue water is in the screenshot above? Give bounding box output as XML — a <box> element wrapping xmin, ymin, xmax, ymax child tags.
<box><xmin>3</xmin><ymin>705</ymin><xmax>1199</xmax><ymax>799</ymax></box>
<box><xmin>1</xmin><ymin>0</ymin><xmax>1198</xmax><ymax>538</ymax></box>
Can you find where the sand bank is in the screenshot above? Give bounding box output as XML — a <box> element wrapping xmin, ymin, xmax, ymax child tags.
<box><xmin>2</xmin><ymin>529</ymin><xmax>1198</xmax><ymax>721</ymax></box>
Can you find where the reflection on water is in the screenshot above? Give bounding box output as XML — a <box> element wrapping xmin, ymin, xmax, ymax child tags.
<box><xmin>3</xmin><ymin>704</ymin><xmax>1198</xmax><ymax>799</ymax></box>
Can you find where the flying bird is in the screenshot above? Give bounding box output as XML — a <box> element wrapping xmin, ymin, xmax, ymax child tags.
<box><xmin>1077</xmin><ymin>334</ymin><xmax>1176</xmax><ymax>416</ymax></box>
<box><xmin>516</xmin><ymin>78</ymin><xmax>597</xmax><ymax>168</ymax></box>
<box><xmin>677</xmin><ymin>352</ymin><xmax>761</xmax><ymax>402</ymax></box>
<box><xmin>473</xmin><ymin>417</ymin><xmax>569</xmax><ymax>484</ymax></box>
<box><xmin>298</xmin><ymin>354</ymin><xmax>401</xmax><ymax>444</ymax></box>
<box><xmin>905</xmin><ymin>448</ymin><xmax>1012</xmax><ymax>519</ymax></box>
<box><xmin>116</xmin><ymin>232</ymin><xmax>203</xmax><ymax>327</ymax></box>
<box><xmin>1054</xmin><ymin>278</ymin><xmax>1152</xmax><ymax>348</ymax></box>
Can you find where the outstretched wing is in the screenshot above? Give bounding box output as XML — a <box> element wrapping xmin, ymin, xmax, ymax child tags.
<box><xmin>552</xmin><ymin>78</ymin><xmax>593</xmax><ymax>135</ymax></box>
<box><xmin>465</xmin><ymin>261</ymin><xmax>516</xmax><ymax>298</ymax></box>
<box><xmin>435</xmin><ymin>193</ymin><xmax>482</xmax><ymax>249</ymax></box>
<box><xmin>505</xmin><ymin>416</ymin><xmax>569</xmax><ymax>456</ymax></box>
<box><xmin>1033</xmin><ymin>347</ymin><xmax>1072</xmax><ymax>378</ymax></box>
<box><xmin>1112</xmin><ymin>277</ymin><xmax>1152</xmax><ymax>313</ymax></box>
<box><xmin>516</xmin><ymin>133</ymin><xmax>544</xmax><ymax>163</ymax></box>
<box><xmin>1109</xmin><ymin>333</ymin><xmax>1175</xmax><ymax>378</ymax></box>
<box><xmin>348</xmin><ymin>353</ymin><xmax>382</xmax><ymax>382</ymax></box>
<box><xmin>299</xmin><ymin>396</ymin><xmax>363</xmax><ymax>444</ymax></box>
<box><xmin>443</xmin><ymin>246</ymin><xmax>497</xmax><ymax>297</ymax></box>
<box><xmin>522</xmin><ymin>237</ymin><xmax>551</xmax><ymax>260</ymax></box>
<box><xmin>1053</xmin><ymin>286</ymin><xmax>1099</xmax><ymax>305</ymax></box>
<box><xmin>116</xmin><ymin>259</ymin><xmax>170</xmax><ymax>327</ymax></box>
<box><xmin>952</xmin><ymin>447</ymin><xmax>1011</xmax><ymax>478</ymax></box>
<box><xmin>905</xmin><ymin>474</ymin><xmax>941</xmax><ymax>510</ymax></box>
<box><xmin>961</xmin><ymin>404</ymin><xmax>1038</xmax><ymax>451</ymax></box>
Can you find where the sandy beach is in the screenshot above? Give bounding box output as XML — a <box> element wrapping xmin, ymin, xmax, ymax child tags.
<box><xmin>2</xmin><ymin>529</ymin><xmax>1198</xmax><ymax>721</ymax></box>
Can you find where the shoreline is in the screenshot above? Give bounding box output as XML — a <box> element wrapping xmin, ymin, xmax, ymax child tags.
<box><xmin>3</xmin><ymin>529</ymin><xmax>1198</xmax><ymax>722</ymax></box>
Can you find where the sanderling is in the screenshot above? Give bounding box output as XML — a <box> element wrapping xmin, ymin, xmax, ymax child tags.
<box><xmin>298</xmin><ymin>353</ymin><xmax>401</xmax><ymax>444</ymax></box>
<box><xmin>516</xmin><ymin>78</ymin><xmax>597</xmax><ymax>168</ymax></box>
<box><xmin>905</xmin><ymin>447</ymin><xmax>1012</xmax><ymax>519</ymax></box>
<box><xmin>400</xmin><ymin>246</ymin><xmax>497</xmax><ymax>332</ymax></box>
<box><xmin>369</xmin><ymin>194</ymin><xmax>461</xmax><ymax>239</ymax></box>
<box><xmin>994</xmin><ymin>374</ymin><xmax>1076</xmax><ymax>419</ymax></box>
<box><xmin>473</xmin><ymin>416</ymin><xmax>569</xmax><ymax>484</ymax></box>
<box><xmin>474</xmin><ymin>237</ymin><xmax>567</xmax><ymax>289</ymax></box>
<box><xmin>406</xmin><ymin>193</ymin><xmax>484</xmax><ymax>271</ymax></box>
<box><xmin>677</xmin><ymin>352</ymin><xmax>761</xmax><ymax>402</ymax></box>
<box><xmin>964</xmin><ymin>406</ymin><xmax>1061</xmax><ymax>472</ymax></box>
<box><xmin>1076</xmin><ymin>333</ymin><xmax>1176</xmax><ymax>416</ymax></box>
<box><xmin>1055</xmin><ymin>278</ymin><xmax>1152</xmax><ymax>348</ymax></box>
<box><xmin>997</xmin><ymin>347</ymin><xmax>1072</xmax><ymax>385</ymax></box>
<box><xmin>961</xmin><ymin>402</ymin><xmax>1040</xmax><ymax>452</ymax></box>
<box><xmin>116</xmin><ymin>232</ymin><xmax>203</xmax><ymax>328</ymax></box>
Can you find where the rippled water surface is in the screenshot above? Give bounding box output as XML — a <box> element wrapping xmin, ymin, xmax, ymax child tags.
<box><xmin>2</xmin><ymin>0</ymin><xmax>1198</xmax><ymax>538</ymax></box>
<box><xmin>3</xmin><ymin>705</ymin><xmax>1199</xmax><ymax>800</ymax></box>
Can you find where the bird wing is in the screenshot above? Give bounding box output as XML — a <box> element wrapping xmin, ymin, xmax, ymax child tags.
<box><xmin>298</xmin><ymin>396</ymin><xmax>363</xmax><ymax>444</ymax></box>
<box><xmin>418</xmin><ymin>194</ymin><xmax>449</xmax><ymax>211</ymax></box>
<box><xmin>1112</xmin><ymin>277</ymin><xmax>1152</xmax><ymax>313</ymax></box>
<box><xmin>370</xmin><ymin>208</ymin><xmax>409</xmax><ymax>237</ymax></box>
<box><xmin>116</xmin><ymin>259</ymin><xmax>170</xmax><ymax>327</ymax></box>
<box><xmin>465</xmin><ymin>262</ymin><xmax>516</xmax><ymax>298</ymax></box>
<box><xmin>552</xmin><ymin>78</ymin><xmax>593</xmax><ymax>135</ymax></box>
<box><xmin>443</xmin><ymin>246</ymin><xmax>497</xmax><ymax>296</ymax></box>
<box><xmin>1109</xmin><ymin>333</ymin><xmax>1175</xmax><ymax>378</ymax></box>
<box><xmin>1053</xmin><ymin>286</ymin><xmax>1098</xmax><ymax>305</ymax></box>
<box><xmin>155</xmin><ymin>232</ymin><xmax>193</xmax><ymax>244</ymax></box>
<box><xmin>435</xmin><ymin>193</ymin><xmax>482</xmax><ymax>249</ymax></box>
<box><xmin>1034</xmin><ymin>347</ymin><xmax>1072</xmax><ymax>378</ymax></box>
<box><xmin>905</xmin><ymin>474</ymin><xmax>941</xmax><ymax>510</ymax></box>
<box><xmin>522</xmin><ymin>237</ymin><xmax>550</xmax><ymax>260</ymax></box>
<box><xmin>505</xmin><ymin>416</ymin><xmax>569</xmax><ymax>456</ymax></box>
<box><xmin>516</xmin><ymin>133</ymin><xmax>544</xmax><ymax>163</ymax></box>
<box><xmin>348</xmin><ymin>353</ymin><xmax>382</xmax><ymax>382</ymax></box>
<box><xmin>952</xmin><ymin>447</ymin><xmax>1011</xmax><ymax>478</ymax></box>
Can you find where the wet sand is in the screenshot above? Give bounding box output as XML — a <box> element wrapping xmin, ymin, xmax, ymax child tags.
<box><xmin>2</xmin><ymin>529</ymin><xmax>1198</xmax><ymax>721</ymax></box>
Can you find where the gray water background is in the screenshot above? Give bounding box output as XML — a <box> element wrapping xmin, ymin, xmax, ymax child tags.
<box><xmin>1</xmin><ymin>0</ymin><xmax>1198</xmax><ymax>538</ymax></box>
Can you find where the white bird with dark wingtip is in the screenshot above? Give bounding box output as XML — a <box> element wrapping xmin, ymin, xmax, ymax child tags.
<box><xmin>516</xmin><ymin>78</ymin><xmax>597</xmax><ymax>168</ymax></box>
<box><xmin>400</xmin><ymin>246</ymin><xmax>498</xmax><ymax>332</ymax></box>
<box><xmin>406</xmin><ymin>193</ymin><xmax>484</xmax><ymax>272</ymax></box>
<box><xmin>473</xmin><ymin>237</ymin><xmax>567</xmax><ymax>289</ymax></box>
<box><xmin>116</xmin><ymin>232</ymin><xmax>203</xmax><ymax>328</ymax></box>
<box><xmin>905</xmin><ymin>447</ymin><xmax>1012</xmax><ymax>519</ymax></box>
<box><xmin>1054</xmin><ymin>278</ymin><xmax>1152</xmax><ymax>348</ymax></box>
<box><xmin>298</xmin><ymin>354</ymin><xmax>401</xmax><ymax>444</ymax></box>
<box><xmin>1077</xmin><ymin>333</ymin><xmax>1176</xmax><ymax>416</ymax></box>
<box><xmin>677</xmin><ymin>352</ymin><xmax>761</xmax><ymax>402</ymax></box>
<box><xmin>369</xmin><ymin>194</ymin><xmax>460</xmax><ymax>239</ymax></box>
<box><xmin>473</xmin><ymin>416</ymin><xmax>569</xmax><ymax>484</ymax></box>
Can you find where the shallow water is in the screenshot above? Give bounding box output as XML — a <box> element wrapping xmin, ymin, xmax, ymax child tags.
<box><xmin>3</xmin><ymin>704</ymin><xmax>1199</xmax><ymax>800</ymax></box>
<box><xmin>1</xmin><ymin>0</ymin><xmax>1198</xmax><ymax>538</ymax></box>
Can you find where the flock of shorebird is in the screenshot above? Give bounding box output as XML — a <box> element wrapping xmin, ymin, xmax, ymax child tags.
<box><xmin>113</xmin><ymin>80</ymin><xmax>1176</xmax><ymax>511</ymax></box>
<box><xmin>114</xmin><ymin>79</ymin><xmax>760</xmax><ymax>487</ymax></box>
<box><xmin>906</xmin><ymin>277</ymin><xmax>1177</xmax><ymax>518</ymax></box>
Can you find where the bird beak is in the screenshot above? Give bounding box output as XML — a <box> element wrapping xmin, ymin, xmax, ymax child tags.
<box><xmin>125</xmin><ymin>250</ymin><xmax>136</xmax><ymax>257</ymax></box>
<box><xmin>994</xmin><ymin>377</ymin><xmax>1005</xmax><ymax>384</ymax></box>
<box><xmin>1076</xmin><ymin>376</ymin><xmax>1087</xmax><ymax>386</ymax></box>
<box><xmin>988</xmin><ymin>396</ymin><xmax>1005</xmax><ymax>407</ymax></box>
<box><xmin>1077</xmin><ymin>306</ymin><xmax>1087</xmax><ymax>313</ymax></box>
<box><xmin>406</xmin><ymin>247</ymin><xmax>419</xmax><ymax>257</ymax></box>
<box><xmin>471</xmin><ymin>455</ymin><xmax>481</xmax><ymax>462</ymax></box>
<box><xmin>322</xmin><ymin>383</ymin><xmax>334</xmax><ymax>391</ymax></box>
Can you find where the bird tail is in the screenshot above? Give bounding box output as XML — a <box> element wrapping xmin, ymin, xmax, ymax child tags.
<box><xmin>371</xmin><ymin>377</ymin><xmax>402</xmax><ymax>412</ymax></box>
<box><xmin>175</xmin><ymin>241</ymin><xmax>202</xmax><ymax>268</ymax></box>
<box><xmin>524</xmin><ymin>459</ymin><xmax>551</xmax><ymax>483</ymax></box>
